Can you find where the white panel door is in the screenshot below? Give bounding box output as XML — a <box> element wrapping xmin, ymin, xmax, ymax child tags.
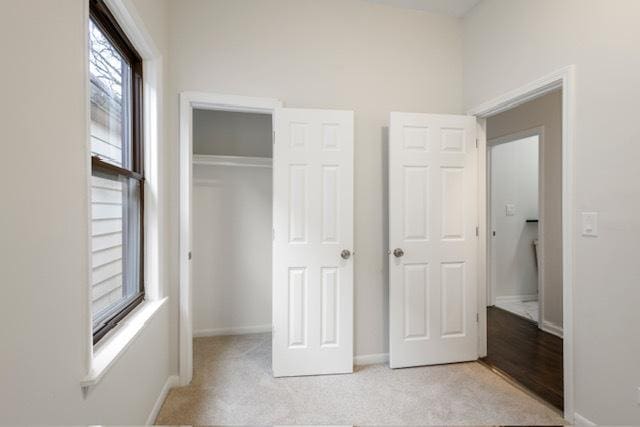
<box><xmin>389</xmin><ymin>112</ymin><xmax>478</xmax><ymax>368</ymax></box>
<box><xmin>273</xmin><ymin>108</ymin><xmax>354</xmax><ymax>377</ymax></box>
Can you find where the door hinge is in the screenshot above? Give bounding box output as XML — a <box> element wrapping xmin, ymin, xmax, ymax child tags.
<box><xmin>476</xmin><ymin>313</ymin><xmax>480</xmax><ymax>323</ymax></box>
<box><xmin>272</xmin><ymin>131</ymin><xmax>276</xmax><ymax>145</ymax></box>
<box><xmin>476</xmin><ymin>138</ymin><xmax>479</xmax><ymax>148</ymax></box>
<box><xmin>475</xmin><ymin>226</ymin><xmax>479</xmax><ymax>237</ymax></box>
<box><xmin>188</xmin><ymin>251</ymin><xmax>192</xmax><ymax>260</ymax></box>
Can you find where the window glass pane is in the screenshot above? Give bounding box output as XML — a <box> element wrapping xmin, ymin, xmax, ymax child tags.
<box><xmin>91</xmin><ymin>170</ymin><xmax>141</xmax><ymax>329</ymax></box>
<box><xmin>89</xmin><ymin>19</ymin><xmax>132</xmax><ymax>168</ymax></box>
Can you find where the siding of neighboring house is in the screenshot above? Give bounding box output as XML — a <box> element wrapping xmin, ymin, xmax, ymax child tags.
<box><xmin>91</xmin><ymin>172</ymin><xmax>124</xmax><ymax>316</ymax></box>
<box><xmin>90</xmin><ymin>78</ymin><xmax>125</xmax><ymax>320</ymax></box>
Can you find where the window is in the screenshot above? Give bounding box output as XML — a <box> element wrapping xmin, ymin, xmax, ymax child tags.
<box><xmin>89</xmin><ymin>0</ymin><xmax>144</xmax><ymax>344</ymax></box>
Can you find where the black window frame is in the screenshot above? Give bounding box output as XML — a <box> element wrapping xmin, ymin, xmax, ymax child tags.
<box><xmin>90</xmin><ymin>0</ymin><xmax>145</xmax><ymax>345</ymax></box>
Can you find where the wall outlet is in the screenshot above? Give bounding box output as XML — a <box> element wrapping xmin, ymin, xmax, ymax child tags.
<box><xmin>581</xmin><ymin>212</ymin><xmax>598</xmax><ymax>237</ymax></box>
<box><xmin>505</xmin><ymin>204</ymin><xmax>516</xmax><ymax>216</ymax></box>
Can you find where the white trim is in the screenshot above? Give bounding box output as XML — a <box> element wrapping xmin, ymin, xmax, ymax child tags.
<box><xmin>182</xmin><ymin>91</ymin><xmax>281</xmax><ymax>114</ymax></box>
<box><xmin>193</xmin><ymin>154</ymin><xmax>272</xmax><ymax>168</ymax></box>
<box><xmin>193</xmin><ymin>324</ymin><xmax>273</xmax><ymax>337</ymax></box>
<box><xmin>179</xmin><ymin>92</ymin><xmax>283</xmax><ymax>386</ymax></box>
<box><xmin>476</xmin><ymin>119</ymin><xmax>488</xmax><ymax>357</ymax></box>
<box><xmin>573</xmin><ymin>413</ymin><xmax>596</xmax><ymax>426</ymax></box>
<box><xmin>104</xmin><ymin>0</ymin><xmax>160</xmax><ymax>59</ymax></box>
<box><xmin>542</xmin><ymin>320</ymin><xmax>564</xmax><ymax>338</ymax></box>
<box><xmin>354</xmin><ymin>353</ymin><xmax>389</xmax><ymax>366</ymax></box>
<box><xmin>469</xmin><ymin>65</ymin><xmax>576</xmax><ymax>422</ymax></box>
<box><xmin>494</xmin><ymin>294</ymin><xmax>539</xmax><ymax>304</ymax></box>
<box><xmin>146</xmin><ymin>375</ymin><xmax>178</xmax><ymax>425</ymax></box>
<box><xmin>467</xmin><ymin>67</ymin><xmax>567</xmax><ymax>118</ymax></box>
<box><xmin>81</xmin><ymin>298</ymin><xmax>168</xmax><ymax>389</ymax></box>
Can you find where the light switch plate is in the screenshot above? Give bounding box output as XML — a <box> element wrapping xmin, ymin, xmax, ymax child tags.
<box><xmin>582</xmin><ymin>212</ymin><xmax>598</xmax><ymax>237</ymax></box>
<box><xmin>505</xmin><ymin>204</ymin><xmax>516</xmax><ymax>216</ymax></box>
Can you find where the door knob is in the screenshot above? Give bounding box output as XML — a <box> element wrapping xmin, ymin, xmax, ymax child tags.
<box><xmin>341</xmin><ymin>249</ymin><xmax>351</xmax><ymax>260</ymax></box>
<box><xmin>393</xmin><ymin>248</ymin><xmax>404</xmax><ymax>258</ymax></box>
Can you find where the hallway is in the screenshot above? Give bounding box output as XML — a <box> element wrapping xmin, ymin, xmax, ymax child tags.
<box><xmin>482</xmin><ymin>306</ymin><xmax>564</xmax><ymax>410</ymax></box>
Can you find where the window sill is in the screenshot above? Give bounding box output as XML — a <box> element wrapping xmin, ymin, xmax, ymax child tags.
<box><xmin>81</xmin><ymin>297</ymin><xmax>167</xmax><ymax>389</ymax></box>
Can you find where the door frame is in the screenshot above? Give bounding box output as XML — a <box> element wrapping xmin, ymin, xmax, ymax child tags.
<box><xmin>487</xmin><ymin>127</ymin><xmax>545</xmax><ymax>330</ymax></box>
<box><xmin>178</xmin><ymin>92</ymin><xmax>282</xmax><ymax>386</ymax></box>
<box><xmin>468</xmin><ymin>65</ymin><xmax>575</xmax><ymax>421</ymax></box>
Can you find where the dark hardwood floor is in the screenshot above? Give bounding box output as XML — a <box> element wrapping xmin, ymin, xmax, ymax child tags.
<box><xmin>481</xmin><ymin>306</ymin><xmax>564</xmax><ymax>410</ymax></box>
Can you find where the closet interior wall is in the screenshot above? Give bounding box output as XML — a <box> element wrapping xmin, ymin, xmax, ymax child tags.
<box><xmin>192</xmin><ymin>109</ymin><xmax>273</xmax><ymax>336</ymax></box>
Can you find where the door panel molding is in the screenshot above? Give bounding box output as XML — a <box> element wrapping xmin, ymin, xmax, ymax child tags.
<box><xmin>273</xmin><ymin>108</ymin><xmax>354</xmax><ymax>377</ymax></box>
<box><xmin>389</xmin><ymin>113</ymin><xmax>478</xmax><ymax>369</ymax></box>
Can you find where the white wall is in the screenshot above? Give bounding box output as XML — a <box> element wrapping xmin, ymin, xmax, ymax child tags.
<box><xmin>490</xmin><ymin>136</ymin><xmax>539</xmax><ymax>301</ymax></box>
<box><xmin>464</xmin><ymin>1</ymin><xmax>640</xmax><ymax>423</ymax></box>
<box><xmin>167</xmin><ymin>0</ymin><xmax>464</xmax><ymax>360</ymax></box>
<box><xmin>192</xmin><ymin>164</ymin><xmax>272</xmax><ymax>335</ymax></box>
<box><xmin>487</xmin><ymin>90</ymin><xmax>563</xmax><ymax>329</ymax></box>
<box><xmin>0</xmin><ymin>0</ymin><xmax>172</xmax><ymax>424</ymax></box>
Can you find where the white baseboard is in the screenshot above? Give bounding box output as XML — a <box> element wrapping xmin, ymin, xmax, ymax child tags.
<box><xmin>495</xmin><ymin>294</ymin><xmax>538</xmax><ymax>303</ymax></box>
<box><xmin>573</xmin><ymin>412</ymin><xmax>596</xmax><ymax>426</ymax></box>
<box><xmin>541</xmin><ymin>320</ymin><xmax>564</xmax><ymax>338</ymax></box>
<box><xmin>193</xmin><ymin>324</ymin><xmax>272</xmax><ymax>337</ymax></box>
<box><xmin>146</xmin><ymin>375</ymin><xmax>178</xmax><ymax>425</ymax></box>
<box><xmin>354</xmin><ymin>353</ymin><xmax>389</xmax><ymax>366</ymax></box>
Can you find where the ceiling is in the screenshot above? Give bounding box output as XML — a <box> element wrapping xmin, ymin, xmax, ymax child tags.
<box><xmin>365</xmin><ymin>0</ymin><xmax>481</xmax><ymax>17</ymax></box>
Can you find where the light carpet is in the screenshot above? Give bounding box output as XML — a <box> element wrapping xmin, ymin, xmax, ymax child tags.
<box><xmin>155</xmin><ymin>333</ymin><xmax>563</xmax><ymax>425</ymax></box>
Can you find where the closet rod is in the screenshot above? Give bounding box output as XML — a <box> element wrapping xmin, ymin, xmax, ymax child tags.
<box><xmin>193</xmin><ymin>154</ymin><xmax>272</xmax><ymax>168</ymax></box>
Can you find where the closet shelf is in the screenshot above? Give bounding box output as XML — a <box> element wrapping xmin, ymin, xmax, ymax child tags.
<box><xmin>193</xmin><ymin>154</ymin><xmax>272</xmax><ymax>168</ymax></box>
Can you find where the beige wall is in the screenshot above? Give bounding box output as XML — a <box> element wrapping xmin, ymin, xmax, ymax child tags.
<box><xmin>0</xmin><ymin>0</ymin><xmax>173</xmax><ymax>423</ymax></box>
<box><xmin>464</xmin><ymin>1</ymin><xmax>640</xmax><ymax>423</ymax></box>
<box><xmin>487</xmin><ymin>90</ymin><xmax>563</xmax><ymax>330</ymax></box>
<box><xmin>166</xmin><ymin>0</ymin><xmax>464</xmax><ymax>359</ymax></box>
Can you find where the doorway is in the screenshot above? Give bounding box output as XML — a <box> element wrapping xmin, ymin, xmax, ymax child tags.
<box><xmin>191</xmin><ymin>109</ymin><xmax>274</xmax><ymax>338</ymax></box>
<box><xmin>480</xmin><ymin>89</ymin><xmax>564</xmax><ymax>410</ymax></box>
<box><xmin>178</xmin><ymin>93</ymin><xmax>283</xmax><ymax>385</ymax></box>
<box><xmin>178</xmin><ymin>93</ymin><xmax>355</xmax><ymax>384</ymax></box>
<box><xmin>488</xmin><ymin>133</ymin><xmax>541</xmax><ymax>324</ymax></box>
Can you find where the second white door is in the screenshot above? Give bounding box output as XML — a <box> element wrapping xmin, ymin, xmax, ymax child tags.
<box><xmin>388</xmin><ymin>112</ymin><xmax>478</xmax><ymax>368</ymax></box>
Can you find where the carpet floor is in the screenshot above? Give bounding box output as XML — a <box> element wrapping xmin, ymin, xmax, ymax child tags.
<box><xmin>155</xmin><ymin>333</ymin><xmax>564</xmax><ymax>425</ymax></box>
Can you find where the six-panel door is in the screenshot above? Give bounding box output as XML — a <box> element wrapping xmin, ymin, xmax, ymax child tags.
<box><xmin>272</xmin><ymin>108</ymin><xmax>354</xmax><ymax>377</ymax></box>
<box><xmin>388</xmin><ymin>113</ymin><xmax>478</xmax><ymax>368</ymax></box>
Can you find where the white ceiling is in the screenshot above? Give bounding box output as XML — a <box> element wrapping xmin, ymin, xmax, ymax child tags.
<box><xmin>365</xmin><ymin>0</ymin><xmax>481</xmax><ymax>17</ymax></box>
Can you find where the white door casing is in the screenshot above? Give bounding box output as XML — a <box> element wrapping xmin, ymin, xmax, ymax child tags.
<box><xmin>389</xmin><ymin>113</ymin><xmax>478</xmax><ymax>368</ymax></box>
<box><xmin>272</xmin><ymin>108</ymin><xmax>354</xmax><ymax>377</ymax></box>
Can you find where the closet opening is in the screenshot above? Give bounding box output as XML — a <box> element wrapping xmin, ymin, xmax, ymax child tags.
<box><xmin>191</xmin><ymin>109</ymin><xmax>273</xmax><ymax>371</ymax></box>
